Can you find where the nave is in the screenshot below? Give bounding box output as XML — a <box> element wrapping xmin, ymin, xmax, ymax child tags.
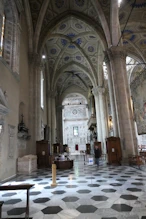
<box><xmin>1</xmin><ymin>155</ymin><xmax>146</xmax><ymax>219</ymax></box>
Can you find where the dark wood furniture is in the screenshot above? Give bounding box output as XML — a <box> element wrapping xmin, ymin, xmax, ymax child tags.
<box><xmin>86</xmin><ymin>144</ymin><xmax>91</xmax><ymax>154</ymax></box>
<box><xmin>0</xmin><ymin>201</ymin><xmax>4</xmax><ymax>219</ymax></box>
<box><xmin>129</xmin><ymin>155</ymin><xmax>144</xmax><ymax>169</ymax></box>
<box><xmin>36</xmin><ymin>140</ymin><xmax>50</xmax><ymax>168</ymax></box>
<box><xmin>106</xmin><ymin>137</ymin><xmax>122</xmax><ymax>165</ymax></box>
<box><xmin>0</xmin><ymin>184</ymin><xmax>34</xmax><ymax>219</ymax></box>
<box><xmin>54</xmin><ymin>160</ymin><xmax>74</xmax><ymax>169</ymax></box>
<box><xmin>53</xmin><ymin>143</ymin><xmax>61</xmax><ymax>154</ymax></box>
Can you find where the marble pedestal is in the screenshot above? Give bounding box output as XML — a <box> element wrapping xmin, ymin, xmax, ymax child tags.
<box><xmin>17</xmin><ymin>154</ymin><xmax>37</xmax><ymax>173</ymax></box>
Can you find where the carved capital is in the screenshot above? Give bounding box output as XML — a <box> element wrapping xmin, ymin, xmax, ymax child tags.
<box><xmin>106</xmin><ymin>46</ymin><xmax>127</xmax><ymax>62</ymax></box>
<box><xmin>92</xmin><ymin>86</ymin><xmax>105</xmax><ymax>96</ymax></box>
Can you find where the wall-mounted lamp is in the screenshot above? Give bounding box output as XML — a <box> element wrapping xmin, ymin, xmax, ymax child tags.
<box><xmin>42</xmin><ymin>55</ymin><xmax>46</xmax><ymax>59</ymax></box>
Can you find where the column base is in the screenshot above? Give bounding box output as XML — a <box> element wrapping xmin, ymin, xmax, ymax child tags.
<box><xmin>121</xmin><ymin>157</ymin><xmax>129</xmax><ymax>165</ymax></box>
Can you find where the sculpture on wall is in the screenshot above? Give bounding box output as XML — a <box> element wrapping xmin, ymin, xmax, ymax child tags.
<box><xmin>18</xmin><ymin>114</ymin><xmax>30</xmax><ymax>140</ymax></box>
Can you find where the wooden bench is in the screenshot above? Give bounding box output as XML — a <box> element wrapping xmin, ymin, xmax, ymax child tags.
<box><xmin>129</xmin><ymin>155</ymin><xmax>144</xmax><ymax>169</ymax></box>
<box><xmin>0</xmin><ymin>201</ymin><xmax>4</xmax><ymax>219</ymax></box>
<box><xmin>0</xmin><ymin>184</ymin><xmax>34</xmax><ymax>219</ymax></box>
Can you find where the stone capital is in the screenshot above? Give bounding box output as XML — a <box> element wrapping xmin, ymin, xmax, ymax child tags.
<box><xmin>106</xmin><ymin>46</ymin><xmax>127</xmax><ymax>62</ymax></box>
<box><xmin>92</xmin><ymin>86</ymin><xmax>105</xmax><ymax>96</ymax></box>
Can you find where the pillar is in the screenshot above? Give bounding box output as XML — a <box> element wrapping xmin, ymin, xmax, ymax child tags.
<box><xmin>104</xmin><ymin>53</ymin><xmax>119</xmax><ymax>136</ymax></box>
<box><xmin>92</xmin><ymin>86</ymin><xmax>108</xmax><ymax>154</ymax></box>
<box><xmin>106</xmin><ymin>46</ymin><xmax>138</xmax><ymax>159</ymax></box>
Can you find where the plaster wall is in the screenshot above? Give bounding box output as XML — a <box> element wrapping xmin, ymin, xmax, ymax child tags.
<box><xmin>0</xmin><ymin>61</ymin><xmax>19</xmax><ymax>181</ymax></box>
<box><xmin>18</xmin><ymin>14</ymin><xmax>30</xmax><ymax>157</ymax></box>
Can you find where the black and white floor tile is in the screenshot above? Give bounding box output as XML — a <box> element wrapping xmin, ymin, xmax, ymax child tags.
<box><xmin>1</xmin><ymin>155</ymin><xmax>146</xmax><ymax>218</ymax></box>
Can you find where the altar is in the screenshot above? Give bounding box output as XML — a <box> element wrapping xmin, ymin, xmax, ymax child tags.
<box><xmin>54</xmin><ymin>154</ymin><xmax>74</xmax><ymax>169</ymax></box>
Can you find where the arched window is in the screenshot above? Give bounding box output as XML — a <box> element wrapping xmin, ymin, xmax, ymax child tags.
<box><xmin>41</xmin><ymin>71</ymin><xmax>44</xmax><ymax>109</ymax></box>
<box><xmin>0</xmin><ymin>14</ymin><xmax>5</xmax><ymax>57</ymax></box>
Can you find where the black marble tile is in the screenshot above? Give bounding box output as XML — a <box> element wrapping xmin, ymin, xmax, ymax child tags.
<box><xmin>102</xmin><ymin>218</ymin><xmax>117</xmax><ymax>219</ymax></box>
<box><xmin>88</xmin><ymin>184</ymin><xmax>100</xmax><ymax>187</ymax></box>
<box><xmin>4</xmin><ymin>199</ymin><xmax>22</xmax><ymax>204</ymax></box>
<box><xmin>62</xmin><ymin>196</ymin><xmax>79</xmax><ymax>202</ymax></box>
<box><xmin>44</xmin><ymin>186</ymin><xmax>57</xmax><ymax>189</ymax></box>
<box><xmin>120</xmin><ymin>194</ymin><xmax>138</xmax><ymax>200</ymax></box>
<box><xmin>29</xmin><ymin>191</ymin><xmax>41</xmax><ymax>195</ymax></box>
<box><xmin>52</xmin><ymin>190</ymin><xmax>66</xmax><ymax>194</ymax></box>
<box><xmin>76</xmin><ymin>205</ymin><xmax>97</xmax><ymax>213</ymax></box>
<box><xmin>7</xmin><ymin>207</ymin><xmax>26</xmax><ymax>215</ymax></box>
<box><xmin>77</xmin><ymin>180</ymin><xmax>88</xmax><ymax>183</ymax></box>
<box><xmin>131</xmin><ymin>182</ymin><xmax>144</xmax><ymax>186</ymax></box>
<box><xmin>33</xmin><ymin>197</ymin><xmax>50</xmax><ymax>203</ymax></box>
<box><xmin>66</xmin><ymin>185</ymin><xmax>78</xmax><ymax>188</ymax></box>
<box><xmin>135</xmin><ymin>178</ymin><xmax>144</xmax><ymax>181</ymax></box>
<box><xmin>58</xmin><ymin>181</ymin><xmax>68</xmax><ymax>184</ymax></box>
<box><xmin>102</xmin><ymin>189</ymin><xmax>116</xmax><ymax>193</ymax></box>
<box><xmin>33</xmin><ymin>179</ymin><xmax>43</xmax><ymax>181</ymax></box>
<box><xmin>77</xmin><ymin>189</ymin><xmax>91</xmax><ymax>194</ymax></box>
<box><xmin>116</xmin><ymin>179</ymin><xmax>127</xmax><ymax>182</ymax></box>
<box><xmin>111</xmin><ymin>204</ymin><xmax>132</xmax><ymax>212</ymax></box>
<box><xmin>127</xmin><ymin>188</ymin><xmax>142</xmax><ymax>192</ymax></box>
<box><xmin>91</xmin><ymin>195</ymin><xmax>108</xmax><ymax>201</ymax></box>
<box><xmin>38</xmin><ymin>182</ymin><xmax>49</xmax><ymax>185</ymax></box>
<box><xmin>86</xmin><ymin>177</ymin><xmax>95</xmax><ymax>179</ymax></box>
<box><xmin>42</xmin><ymin>206</ymin><xmax>62</xmax><ymax>214</ymax></box>
<box><xmin>110</xmin><ymin>183</ymin><xmax>122</xmax><ymax>186</ymax></box>
<box><xmin>2</xmin><ymin>192</ymin><xmax>17</xmax><ymax>197</ymax></box>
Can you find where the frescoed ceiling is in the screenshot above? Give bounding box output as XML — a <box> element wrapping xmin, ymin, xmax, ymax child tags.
<box><xmin>27</xmin><ymin>0</ymin><xmax>146</xmax><ymax>94</ymax></box>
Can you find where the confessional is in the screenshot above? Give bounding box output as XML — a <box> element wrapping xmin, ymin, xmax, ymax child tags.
<box><xmin>106</xmin><ymin>137</ymin><xmax>122</xmax><ymax>165</ymax></box>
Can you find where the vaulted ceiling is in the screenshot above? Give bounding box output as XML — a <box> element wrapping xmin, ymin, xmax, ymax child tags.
<box><xmin>26</xmin><ymin>0</ymin><xmax>146</xmax><ymax>95</ymax></box>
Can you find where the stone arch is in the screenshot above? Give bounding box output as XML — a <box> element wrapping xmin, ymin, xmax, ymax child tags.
<box><xmin>53</xmin><ymin>61</ymin><xmax>95</xmax><ymax>91</ymax></box>
<box><xmin>38</xmin><ymin>11</ymin><xmax>107</xmax><ymax>54</ymax></box>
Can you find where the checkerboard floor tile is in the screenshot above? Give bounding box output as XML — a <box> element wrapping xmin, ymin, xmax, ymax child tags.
<box><xmin>1</xmin><ymin>155</ymin><xmax>146</xmax><ymax>219</ymax></box>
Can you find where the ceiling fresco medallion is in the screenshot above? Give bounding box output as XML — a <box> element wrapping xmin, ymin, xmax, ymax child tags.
<box><xmin>55</xmin><ymin>0</ymin><xmax>64</xmax><ymax>8</ymax></box>
<box><xmin>128</xmin><ymin>0</ymin><xmax>146</xmax><ymax>7</ymax></box>
<box><xmin>75</xmin><ymin>0</ymin><xmax>85</xmax><ymax>7</ymax></box>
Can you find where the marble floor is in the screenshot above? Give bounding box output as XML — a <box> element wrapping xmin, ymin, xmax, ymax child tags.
<box><xmin>1</xmin><ymin>155</ymin><xmax>146</xmax><ymax>219</ymax></box>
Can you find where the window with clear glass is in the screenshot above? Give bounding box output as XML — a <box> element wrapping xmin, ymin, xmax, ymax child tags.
<box><xmin>41</xmin><ymin>71</ymin><xmax>44</xmax><ymax>109</ymax></box>
<box><xmin>0</xmin><ymin>14</ymin><xmax>5</xmax><ymax>57</ymax></box>
<box><xmin>73</xmin><ymin>126</ymin><xmax>78</xmax><ymax>136</ymax></box>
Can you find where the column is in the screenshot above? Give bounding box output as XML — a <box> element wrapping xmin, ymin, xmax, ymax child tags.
<box><xmin>104</xmin><ymin>53</ymin><xmax>119</xmax><ymax>136</ymax></box>
<box><xmin>92</xmin><ymin>86</ymin><xmax>108</xmax><ymax>154</ymax></box>
<box><xmin>92</xmin><ymin>88</ymin><xmax>102</xmax><ymax>141</ymax></box>
<box><xmin>107</xmin><ymin>46</ymin><xmax>138</xmax><ymax>159</ymax></box>
<box><xmin>28</xmin><ymin>54</ymin><xmax>41</xmax><ymax>153</ymax></box>
<box><xmin>49</xmin><ymin>91</ymin><xmax>56</xmax><ymax>147</ymax></box>
<box><xmin>56</xmin><ymin>105</ymin><xmax>63</xmax><ymax>145</ymax></box>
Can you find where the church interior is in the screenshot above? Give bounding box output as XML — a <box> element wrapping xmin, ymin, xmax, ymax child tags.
<box><xmin>1</xmin><ymin>0</ymin><xmax>146</xmax><ymax>218</ymax></box>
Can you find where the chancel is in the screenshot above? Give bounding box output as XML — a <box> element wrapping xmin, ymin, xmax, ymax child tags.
<box><xmin>1</xmin><ymin>0</ymin><xmax>146</xmax><ymax>218</ymax></box>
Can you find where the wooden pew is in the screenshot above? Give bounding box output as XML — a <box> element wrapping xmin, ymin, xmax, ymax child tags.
<box><xmin>128</xmin><ymin>155</ymin><xmax>144</xmax><ymax>169</ymax></box>
<box><xmin>0</xmin><ymin>184</ymin><xmax>34</xmax><ymax>219</ymax></box>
